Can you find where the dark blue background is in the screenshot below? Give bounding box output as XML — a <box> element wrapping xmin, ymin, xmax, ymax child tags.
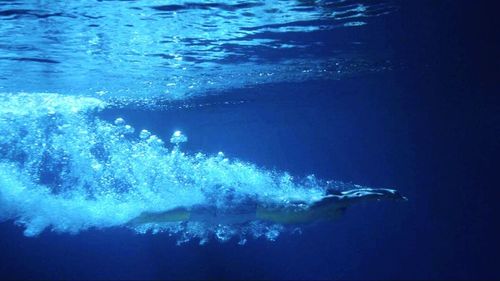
<box><xmin>0</xmin><ymin>0</ymin><xmax>498</xmax><ymax>279</ymax></box>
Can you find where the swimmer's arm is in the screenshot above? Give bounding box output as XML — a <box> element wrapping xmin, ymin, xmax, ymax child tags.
<box><xmin>256</xmin><ymin>188</ymin><xmax>406</xmax><ymax>224</ymax></box>
<box><xmin>335</xmin><ymin>188</ymin><xmax>407</xmax><ymax>204</ymax></box>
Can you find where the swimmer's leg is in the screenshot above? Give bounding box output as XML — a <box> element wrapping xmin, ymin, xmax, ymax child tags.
<box><xmin>127</xmin><ymin>207</ymin><xmax>190</xmax><ymax>225</ymax></box>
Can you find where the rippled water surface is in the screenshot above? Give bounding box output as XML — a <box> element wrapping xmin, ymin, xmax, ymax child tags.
<box><xmin>0</xmin><ymin>0</ymin><xmax>396</xmax><ymax>101</ymax></box>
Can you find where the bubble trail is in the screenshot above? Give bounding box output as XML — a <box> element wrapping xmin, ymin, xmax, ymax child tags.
<box><xmin>0</xmin><ymin>92</ymin><xmax>374</xmax><ymax>244</ymax></box>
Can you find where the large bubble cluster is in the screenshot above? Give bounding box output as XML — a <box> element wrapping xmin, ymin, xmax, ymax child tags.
<box><xmin>0</xmin><ymin>92</ymin><xmax>371</xmax><ymax>244</ymax></box>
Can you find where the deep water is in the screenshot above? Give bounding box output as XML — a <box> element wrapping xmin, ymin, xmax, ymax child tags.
<box><xmin>0</xmin><ymin>0</ymin><xmax>498</xmax><ymax>280</ymax></box>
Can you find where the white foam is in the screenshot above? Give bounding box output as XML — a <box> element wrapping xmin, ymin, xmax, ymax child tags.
<box><xmin>0</xmin><ymin>92</ymin><xmax>328</xmax><ymax>243</ymax></box>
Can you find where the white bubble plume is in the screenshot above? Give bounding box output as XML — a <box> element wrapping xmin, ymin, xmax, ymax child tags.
<box><xmin>0</xmin><ymin>92</ymin><xmax>367</xmax><ymax>244</ymax></box>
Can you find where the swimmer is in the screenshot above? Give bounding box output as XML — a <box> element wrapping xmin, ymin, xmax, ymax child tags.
<box><xmin>127</xmin><ymin>188</ymin><xmax>407</xmax><ymax>226</ymax></box>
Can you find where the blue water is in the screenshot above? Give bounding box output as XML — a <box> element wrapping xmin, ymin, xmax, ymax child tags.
<box><xmin>0</xmin><ymin>0</ymin><xmax>498</xmax><ymax>279</ymax></box>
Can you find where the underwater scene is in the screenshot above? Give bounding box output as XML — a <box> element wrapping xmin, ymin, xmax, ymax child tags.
<box><xmin>0</xmin><ymin>0</ymin><xmax>497</xmax><ymax>280</ymax></box>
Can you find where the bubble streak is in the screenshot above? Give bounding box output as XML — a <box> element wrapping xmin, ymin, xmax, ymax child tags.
<box><xmin>0</xmin><ymin>92</ymin><xmax>340</xmax><ymax>243</ymax></box>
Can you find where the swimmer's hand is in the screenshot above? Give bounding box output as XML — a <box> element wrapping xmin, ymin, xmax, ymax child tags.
<box><xmin>314</xmin><ymin>187</ymin><xmax>407</xmax><ymax>209</ymax></box>
<box><xmin>340</xmin><ymin>188</ymin><xmax>407</xmax><ymax>201</ymax></box>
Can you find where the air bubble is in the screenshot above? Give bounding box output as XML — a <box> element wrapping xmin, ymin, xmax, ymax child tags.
<box><xmin>170</xmin><ymin>130</ymin><xmax>188</xmax><ymax>145</ymax></box>
<box><xmin>139</xmin><ymin>129</ymin><xmax>151</xmax><ymax>140</ymax></box>
<box><xmin>114</xmin><ymin>117</ymin><xmax>125</xmax><ymax>126</ymax></box>
<box><xmin>124</xmin><ymin>124</ymin><xmax>135</xmax><ymax>134</ymax></box>
<box><xmin>147</xmin><ymin>135</ymin><xmax>164</xmax><ymax>146</ymax></box>
<box><xmin>216</xmin><ymin>151</ymin><xmax>225</xmax><ymax>161</ymax></box>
